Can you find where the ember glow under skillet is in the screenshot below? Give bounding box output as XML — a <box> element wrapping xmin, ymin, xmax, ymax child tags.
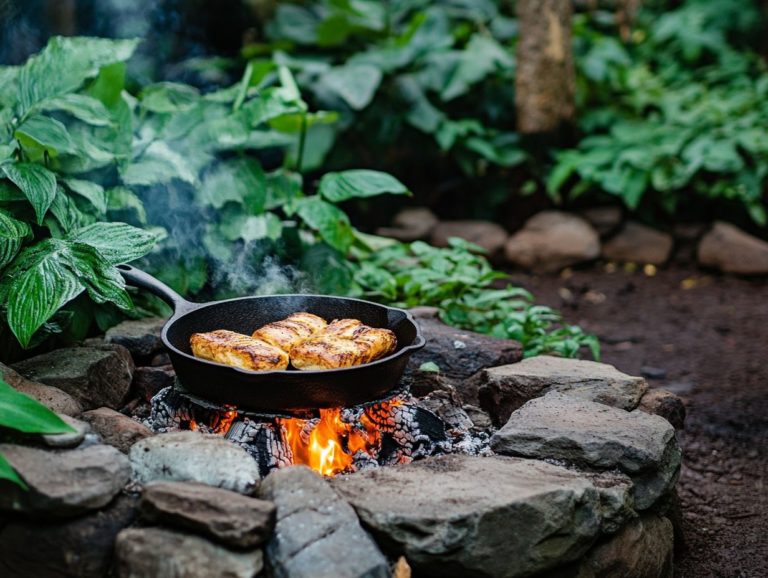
<box><xmin>118</xmin><ymin>265</ymin><xmax>425</xmax><ymax>413</ymax></box>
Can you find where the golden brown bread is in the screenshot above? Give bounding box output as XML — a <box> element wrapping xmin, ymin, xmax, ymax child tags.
<box><xmin>290</xmin><ymin>319</ymin><xmax>397</xmax><ymax>370</ymax></box>
<box><xmin>252</xmin><ymin>312</ymin><xmax>327</xmax><ymax>353</ymax></box>
<box><xmin>190</xmin><ymin>330</ymin><xmax>289</xmax><ymax>371</ymax></box>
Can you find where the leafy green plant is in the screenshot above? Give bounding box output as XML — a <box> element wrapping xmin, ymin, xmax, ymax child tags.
<box><xmin>546</xmin><ymin>2</ymin><xmax>768</xmax><ymax>224</ymax></box>
<box><xmin>122</xmin><ymin>63</ymin><xmax>410</xmax><ymax>299</ymax></box>
<box><xmin>0</xmin><ymin>377</ymin><xmax>76</xmax><ymax>488</ymax></box>
<box><xmin>260</xmin><ymin>0</ymin><xmax>524</xmax><ymax>182</ymax></box>
<box><xmin>0</xmin><ymin>37</ymin><xmax>158</xmax><ymax>350</ymax></box>
<box><xmin>351</xmin><ymin>237</ymin><xmax>599</xmax><ymax>359</ymax></box>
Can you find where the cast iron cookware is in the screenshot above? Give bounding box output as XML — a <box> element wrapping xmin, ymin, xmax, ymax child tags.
<box><xmin>118</xmin><ymin>265</ymin><xmax>425</xmax><ymax>412</ymax></box>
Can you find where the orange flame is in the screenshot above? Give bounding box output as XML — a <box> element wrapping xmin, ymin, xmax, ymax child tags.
<box><xmin>279</xmin><ymin>403</ymin><xmax>400</xmax><ymax>477</ymax></box>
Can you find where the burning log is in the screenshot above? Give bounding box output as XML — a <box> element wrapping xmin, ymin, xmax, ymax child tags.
<box><xmin>144</xmin><ymin>381</ymin><xmax>488</xmax><ymax>477</ymax></box>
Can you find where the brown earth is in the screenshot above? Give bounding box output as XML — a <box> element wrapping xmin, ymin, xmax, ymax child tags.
<box><xmin>509</xmin><ymin>265</ymin><xmax>768</xmax><ymax>578</ymax></box>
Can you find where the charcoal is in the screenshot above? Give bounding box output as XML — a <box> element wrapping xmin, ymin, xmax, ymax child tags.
<box><xmin>142</xmin><ymin>382</ymin><xmax>489</xmax><ymax>475</ymax></box>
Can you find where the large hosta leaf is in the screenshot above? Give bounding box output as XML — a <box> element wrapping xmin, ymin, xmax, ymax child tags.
<box><xmin>318</xmin><ymin>169</ymin><xmax>409</xmax><ymax>202</ymax></box>
<box><xmin>36</xmin><ymin>93</ymin><xmax>113</xmax><ymax>127</ymax></box>
<box><xmin>0</xmin><ymin>378</ymin><xmax>75</xmax><ymax>434</ymax></box>
<box><xmin>0</xmin><ymin>238</ymin><xmax>135</xmax><ymax>347</ymax></box>
<box><xmin>1</xmin><ymin>162</ymin><xmax>57</xmax><ymax>224</ymax></box>
<box><xmin>70</xmin><ymin>222</ymin><xmax>157</xmax><ymax>265</ymax></box>
<box><xmin>17</xmin><ymin>36</ymin><xmax>139</xmax><ymax>113</ymax></box>
<box><xmin>294</xmin><ymin>196</ymin><xmax>354</xmax><ymax>253</ymax></box>
<box><xmin>62</xmin><ymin>178</ymin><xmax>107</xmax><ymax>214</ymax></box>
<box><xmin>321</xmin><ymin>64</ymin><xmax>382</xmax><ymax>110</ymax></box>
<box><xmin>0</xmin><ymin>210</ymin><xmax>32</xmax><ymax>270</ymax></box>
<box><xmin>14</xmin><ymin>114</ymin><xmax>78</xmax><ymax>156</ymax></box>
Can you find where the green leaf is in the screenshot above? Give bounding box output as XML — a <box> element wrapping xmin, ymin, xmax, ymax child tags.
<box><xmin>70</xmin><ymin>222</ymin><xmax>157</xmax><ymax>265</ymax></box>
<box><xmin>122</xmin><ymin>141</ymin><xmax>197</xmax><ymax>186</ymax></box>
<box><xmin>106</xmin><ymin>186</ymin><xmax>147</xmax><ymax>225</ymax></box>
<box><xmin>242</xmin><ymin>87</ymin><xmax>305</xmax><ymax>126</ymax></box>
<box><xmin>0</xmin><ymin>65</ymin><xmax>19</xmax><ymax>108</ymax></box>
<box><xmin>268</xmin><ymin>110</ymin><xmax>338</xmax><ymax>133</ymax></box>
<box><xmin>35</xmin><ymin>93</ymin><xmax>113</xmax><ymax>126</ymax></box>
<box><xmin>62</xmin><ymin>178</ymin><xmax>106</xmax><ymax>214</ymax></box>
<box><xmin>0</xmin><ymin>453</ymin><xmax>27</xmax><ymax>490</ymax></box>
<box><xmin>18</xmin><ymin>36</ymin><xmax>139</xmax><ymax>113</ymax></box>
<box><xmin>295</xmin><ymin>196</ymin><xmax>354</xmax><ymax>253</ymax></box>
<box><xmin>322</xmin><ymin>64</ymin><xmax>383</xmax><ymax>110</ymax></box>
<box><xmin>2</xmin><ymin>162</ymin><xmax>58</xmax><ymax>225</ymax></box>
<box><xmin>318</xmin><ymin>169</ymin><xmax>409</xmax><ymax>202</ymax></box>
<box><xmin>0</xmin><ymin>210</ymin><xmax>32</xmax><ymax>270</ymax></box>
<box><xmin>14</xmin><ymin>114</ymin><xmax>78</xmax><ymax>156</ymax></box>
<box><xmin>418</xmin><ymin>361</ymin><xmax>440</xmax><ymax>373</ymax></box>
<box><xmin>140</xmin><ymin>82</ymin><xmax>200</xmax><ymax>113</ymax></box>
<box><xmin>0</xmin><ymin>378</ymin><xmax>75</xmax><ymax>434</ymax></box>
<box><xmin>87</xmin><ymin>61</ymin><xmax>127</xmax><ymax>109</ymax></box>
<box><xmin>0</xmin><ymin>238</ymin><xmax>133</xmax><ymax>347</ymax></box>
<box><xmin>197</xmin><ymin>158</ymin><xmax>266</xmax><ymax>211</ymax></box>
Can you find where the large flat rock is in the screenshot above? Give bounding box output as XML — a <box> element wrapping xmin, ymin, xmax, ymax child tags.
<box><xmin>474</xmin><ymin>355</ymin><xmax>647</xmax><ymax>426</ymax></box>
<box><xmin>141</xmin><ymin>481</ymin><xmax>275</xmax><ymax>549</ymax></box>
<box><xmin>504</xmin><ymin>211</ymin><xmax>600</xmax><ymax>273</ymax></box>
<box><xmin>105</xmin><ymin>317</ymin><xmax>167</xmax><ymax>359</ymax></box>
<box><xmin>258</xmin><ymin>466</ymin><xmax>389</xmax><ymax>578</ymax></box>
<box><xmin>1</xmin><ymin>362</ymin><xmax>82</xmax><ymax>416</ymax></box>
<box><xmin>0</xmin><ymin>494</ymin><xmax>138</xmax><ymax>578</ymax></box>
<box><xmin>697</xmin><ymin>221</ymin><xmax>768</xmax><ymax>274</ymax></box>
<box><xmin>491</xmin><ymin>392</ymin><xmax>681</xmax><ymax>510</ymax></box>
<box><xmin>115</xmin><ymin>527</ymin><xmax>263</xmax><ymax>578</ymax></box>
<box><xmin>578</xmin><ymin>514</ymin><xmax>674</xmax><ymax>578</ymax></box>
<box><xmin>81</xmin><ymin>407</ymin><xmax>153</xmax><ymax>453</ymax></box>
<box><xmin>0</xmin><ymin>444</ymin><xmax>130</xmax><ymax>516</ymax></box>
<box><xmin>11</xmin><ymin>345</ymin><xmax>134</xmax><ymax>410</ymax></box>
<box><xmin>332</xmin><ymin>455</ymin><xmax>600</xmax><ymax>578</ymax></box>
<box><xmin>405</xmin><ymin>311</ymin><xmax>522</xmax><ymax>403</ymax></box>
<box><xmin>130</xmin><ymin>432</ymin><xmax>261</xmax><ymax>495</ymax></box>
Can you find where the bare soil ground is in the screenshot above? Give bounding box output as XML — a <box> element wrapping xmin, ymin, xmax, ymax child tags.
<box><xmin>509</xmin><ymin>265</ymin><xmax>768</xmax><ymax>578</ymax></box>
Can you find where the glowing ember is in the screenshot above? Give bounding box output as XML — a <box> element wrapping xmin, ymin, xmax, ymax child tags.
<box><xmin>278</xmin><ymin>402</ymin><xmax>400</xmax><ymax>477</ymax></box>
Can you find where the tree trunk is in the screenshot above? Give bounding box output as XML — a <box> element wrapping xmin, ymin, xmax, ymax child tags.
<box><xmin>515</xmin><ymin>0</ymin><xmax>576</xmax><ymax>135</ymax></box>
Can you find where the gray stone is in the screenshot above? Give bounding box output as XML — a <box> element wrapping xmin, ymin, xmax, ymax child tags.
<box><xmin>41</xmin><ymin>414</ymin><xmax>90</xmax><ymax>448</ymax></box>
<box><xmin>504</xmin><ymin>211</ymin><xmax>600</xmax><ymax>273</ymax></box>
<box><xmin>416</xmin><ymin>390</ymin><xmax>474</xmax><ymax>431</ymax></box>
<box><xmin>11</xmin><ymin>345</ymin><xmax>134</xmax><ymax>410</ymax></box>
<box><xmin>332</xmin><ymin>455</ymin><xmax>600</xmax><ymax>578</ymax></box>
<box><xmin>0</xmin><ymin>444</ymin><xmax>131</xmax><ymax>516</ymax></box>
<box><xmin>602</xmin><ymin>222</ymin><xmax>673</xmax><ymax>265</ymax></box>
<box><xmin>141</xmin><ymin>481</ymin><xmax>275</xmax><ymax>549</ymax></box>
<box><xmin>105</xmin><ymin>316</ymin><xmax>167</xmax><ymax>359</ymax></box>
<box><xmin>259</xmin><ymin>466</ymin><xmax>389</xmax><ymax>578</ymax></box>
<box><xmin>115</xmin><ymin>527</ymin><xmax>263</xmax><ymax>578</ymax></box>
<box><xmin>406</xmin><ymin>315</ymin><xmax>522</xmax><ymax>403</ymax></box>
<box><xmin>81</xmin><ymin>407</ymin><xmax>153</xmax><ymax>453</ymax></box>
<box><xmin>462</xmin><ymin>404</ymin><xmax>493</xmax><ymax>430</ymax></box>
<box><xmin>578</xmin><ymin>515</ymin><xmax>673</xmax><ymax>578</ymax></box>
<box><xmin>583</xmin><ymin>471</ymin><xmax>636</xmax><ymax>534</ymax></box>
<box><xmin>0</xmin><ymin>494</ymin><xmax>139</xmax><ymax>578</ymax></box>
<box><xmin>698</xmin><ymin>221</ymin><xmax>768</xmax><ymax>274</ymax></box>
<box><xmin>130</xmin><ymin>431</ymin><xmax>261</xmax><ymax>495</ymax></box>
<box><xmin>132</xmin><ymin>365</ymin><xmax>175</xmax><ymax>402</ymax></box>
<box><xmin>376</xmin><ymin>207</ymin><xmax>439</xmax><ymax>242</ymax></box>
<box><xmin>473</xmin><ymin>355</ymin><xmax>647</xmax><ymax>426</ymax></box>
<box><xmin>637</xmin><ymin>389</ymin><xmax>686</xmax><ymax>430</ymax></box>
<box><xmin>431</xmin><ymin>220</ymin><xmax>509</xmax><ymax>254</ymax></box>
<box><xmin>1</xmin><ymin>362</ymin><xmax>82</xmax><ymax>416</ymax></box>
<box><xmin>580</xmin><ymin>206</ymin><xmax>622</xmax><ymax>237</ymax></box>
<box><xmin>491</xmin><ymin>392</ymin><xmax>681</xmax><ymax>510</ymax></box>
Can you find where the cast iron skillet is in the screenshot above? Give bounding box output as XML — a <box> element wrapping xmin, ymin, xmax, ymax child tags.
<box><xmin>118</xmin><ymin>265</ymin><xmax>425</xmax><ymax>413</ymax></box>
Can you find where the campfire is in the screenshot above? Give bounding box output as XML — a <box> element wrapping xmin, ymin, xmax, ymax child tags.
<box><xmin>144</xmin><ymin>381</ymin><xmax>482</xmax><ymax>477</ymax></box>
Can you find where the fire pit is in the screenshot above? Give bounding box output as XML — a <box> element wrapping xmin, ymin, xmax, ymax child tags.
<box><xmin>144</xmin><ymin>380</ymin><xmax>489</xmax><ymax>477</ymax></box>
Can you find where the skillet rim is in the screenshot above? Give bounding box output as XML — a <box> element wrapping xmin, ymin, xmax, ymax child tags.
<box><xmin>160</xmin><ymin>293</ymin><xmax>426</xmax><ymax>376</ymax></box>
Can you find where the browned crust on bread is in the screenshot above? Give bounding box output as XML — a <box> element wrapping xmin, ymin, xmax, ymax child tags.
<box><xmin>290</xmin><ymin>319</ymin><xmax>397</xmax><ymax>370</ymax></box>
<box><xmin>252</xmin><ymin>312</ymin><xmax>327</xmax><ymax>353</ymax></box>
<box><xmin>190</xmin><ymin>329</ymin><xmax>289</xmax><ymax>371</ymax></box>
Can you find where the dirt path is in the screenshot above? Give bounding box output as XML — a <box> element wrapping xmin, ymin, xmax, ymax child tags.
<box><xmin>508</xmin><ymin>266</ymin><xmax>768</xmax><ymax>578</ymax></box>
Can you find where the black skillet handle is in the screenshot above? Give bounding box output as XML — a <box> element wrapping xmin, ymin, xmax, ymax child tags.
<box><xmin>117</xmin><ymin>264</ymin><xmax>197</xmax><ymax>315</ymax></box>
